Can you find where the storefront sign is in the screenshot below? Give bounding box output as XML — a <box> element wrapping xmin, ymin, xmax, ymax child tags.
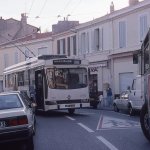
<box><xmin>89</xmin><ymin>61</ymin><xmax>108</xmax><ymax>72</ymax></box>
<box><xmin>89</xmin><ymin>67</ymin><xmax>98</xmax><ymax>72</ymax></box>
<box><xmin>53</xmin><ymin>59</ymin><xmax>81</xmax><ymax>65</ymax></box>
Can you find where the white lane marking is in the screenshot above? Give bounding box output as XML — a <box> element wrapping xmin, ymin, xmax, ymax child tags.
<box><xmin>98</xmin><ymin>126</ymin><xmax>140</xmax><ymax>131</ymax></box>
<box><xmin>97</xmin><ymin>115</ymin><xmax>140</xmax><ymax>130</ymax></box>
<box><xmin>96</xmin><ymin>114</ymin><xmax>103</xmax><ymax>130</ymax></box>
<box><xmin>77</xmin><ymin>123</ymin><xmax>94</xmax><ymax>133</ymax></box>
<box><xmin>97</xmin><ymin>136</ymin><xmax>119</xmax><ymax>150</ymax></box>
<box><xmin>65</xmin><ymin>116</ymin><xmax>76</xmax><ymax>121</ymax></box>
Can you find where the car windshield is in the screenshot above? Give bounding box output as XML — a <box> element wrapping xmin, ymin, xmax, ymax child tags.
<box><xmin>0</xmin><ymin>94</ymin><xmax>23</xmax><ymax>110</ymax></box>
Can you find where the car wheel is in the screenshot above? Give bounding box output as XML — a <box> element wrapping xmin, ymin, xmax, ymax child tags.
<box><xmin>68</xmin><ymin>108</ymin><xmax>75</xmax><ymax>114</ymax></box>
<box><xmin>140</xmin><ymin>103</ymin><xmax>150</xmax><ymax>142</ymax></box>
<box><xmin>114</xmin><ymin>104</ymin><xmax>119</xmax><ymax>112</ymax></box>
<box><xmin>128</xmin><ymin>105</ymin><xmax>134</xmax><ymax>116</ymax></box>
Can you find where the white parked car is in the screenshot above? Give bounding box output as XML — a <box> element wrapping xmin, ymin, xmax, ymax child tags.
<box><xmin>113</xmin><ymin>90</ymin><xmax>144</xmax><ymax>115</ymax></box>
<box><xmin>0</xmin><ymin>91</ymin><xmax>36</xmax><ymax>150</ymax></box>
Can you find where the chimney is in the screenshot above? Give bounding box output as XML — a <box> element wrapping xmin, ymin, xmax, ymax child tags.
<box><xmin>129</xmin><ymin>0</ymin><xmax>139</xmax><ymax>6</ymax></box>
<box><xmin>110</xmin><ymin>2</ymin><xmax>115</xmax><ymax>13</ymax></box>
<box><xmin>21</xmin><ymin>13</ymin><xmax>27</xmax><ymax>36</ymax></box>
<box><xmin>21</xmin><ymin>13</ymin><xmax>27</xmax><ymax>25</ymax></box>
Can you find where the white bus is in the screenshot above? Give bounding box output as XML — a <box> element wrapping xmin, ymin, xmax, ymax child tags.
<box><xmin>139</xmin><ymin>29</ymin><xmax>150</xmax><ymax>141</ymax></box>
<box><xmin>3</xmin><ymin>55</ymin><xmax>90</xmax><ymax>114</ymax></box>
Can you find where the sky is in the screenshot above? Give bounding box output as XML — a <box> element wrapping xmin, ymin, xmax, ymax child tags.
<box><xmin>0</xmin><ymin>0</ymin><xmax>143</xmax><ymax>32</ymax></box>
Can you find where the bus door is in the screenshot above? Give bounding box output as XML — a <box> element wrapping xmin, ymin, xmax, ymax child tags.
<box><xmin>35</xmin><ymin>70</ymin><xmax>44</xmax><ymax>110</ymax></box>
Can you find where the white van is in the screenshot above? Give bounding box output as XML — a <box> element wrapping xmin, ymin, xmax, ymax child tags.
<box><xmin>130</xmin><ymin>75</ymin><xmax>144</xmax><ymax>109</ymax></box>
<box><xmin>113</xmin><ymin>75</ymin><xmax>144</xmax><ymax>115</ymax></box>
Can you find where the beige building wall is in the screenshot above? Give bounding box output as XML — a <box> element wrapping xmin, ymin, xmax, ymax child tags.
<box><xmin>76</xmin><ymin>0</ymin><xmax>150</xmax><ymax>95</ymax></box>
<box><xmin>0</xmin><ymin>36</ymin><xmax>53</xmax><ymax>91</ymax></box>
<box><xmin>51</xmin><ymin>0</ymin><xmax>150</xmax><ymax>96</ymax></box>
<box><xmin>52</xmin><ymin>31</ymin><xmax>76</xmax><ymax>56</ymax></box>
<box><xmin>113</xmin><ymin>55</ymin><xmax>138</xmax><ymax>94</ymax></box>
<box><xmin>1</xmin><ymin>0</ymin><xmax>150</xmax><ymax>96</ymax></box>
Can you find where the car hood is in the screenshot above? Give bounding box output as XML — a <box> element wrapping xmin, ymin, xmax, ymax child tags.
<box><xmin>0</xmin><ymin>108</ymin><xmax>26</xmax><ymax>118</ymax></box>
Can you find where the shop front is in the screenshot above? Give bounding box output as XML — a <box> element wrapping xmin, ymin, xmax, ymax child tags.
<box><xmin>88</xmin><ymin>61</ymin><xmax>109</xmax><ymax>108</ymax></box>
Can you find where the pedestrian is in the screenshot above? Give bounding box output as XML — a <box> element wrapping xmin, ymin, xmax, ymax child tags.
<box><xmin>106</xmin><ymin>86</ymin><xmax>112</xmax><ymax>107</ymax></box>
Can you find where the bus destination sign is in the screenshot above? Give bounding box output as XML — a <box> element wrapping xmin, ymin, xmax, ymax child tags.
<box><xmin>53</xmin><ymin>59</ymin><xmax>81</xmax><ymax>65</ymax></box>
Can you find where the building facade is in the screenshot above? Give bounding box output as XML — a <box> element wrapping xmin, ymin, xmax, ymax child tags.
<box><xmin>0</xmin><ymin>32</ymin><xmax>53</xmax><ymax>91</ymax></box>
<box><xmin>0</xmin><ymin>0</ymin><xmax>149</xmax><ymax>98</ymax></box>
<box><xmin>53</xmin><ymin>0</ymin><xmax>150</xmax><ymax>98</ymax></box>
<box><xmin>0</xmin><ymin>13</ymin><xmax>39</xmax><ymax>44</ymax></box>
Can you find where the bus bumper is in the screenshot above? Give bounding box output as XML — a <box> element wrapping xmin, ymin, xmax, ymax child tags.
<box><xmin>45</xmin><ymin>102</ymin><xmax>90</xmax><ymax>111</ymax></box>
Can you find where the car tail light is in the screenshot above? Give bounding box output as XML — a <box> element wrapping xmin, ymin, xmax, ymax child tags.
<box><xmin>18</xmin><ymin>116</ymin><xmax>28</xmax><ymax>125</ymax></box>
<box><xmin>8</xmin><ymin>116</ymin><xmax>28</xmax><ymax>126</ymax></box>
<box><xmin>9</xmin><ymin>119</ymin><xmax>18</xmax><ymax>126</ymax></box>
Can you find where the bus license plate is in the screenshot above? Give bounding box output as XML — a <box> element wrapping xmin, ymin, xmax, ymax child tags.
<box><xmin>65</xmin><ymin>104</ymin><xmax>75</xmax><ymax>108</ymax></box>
<box><xmin>0</xmin><ymin>121</ymin><xmax>6</xmax><ymax>128</ymax></box>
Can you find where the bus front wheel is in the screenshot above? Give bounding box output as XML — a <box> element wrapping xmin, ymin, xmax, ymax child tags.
<box><xmin>68</xmin><ymin>108</ymin><xmax>75</xmax><ymax>114</ymax></box>
<box><xmin>140</xmin><ymin>103</ymin><xmax>150</xmax><ymax>142</ymax></box>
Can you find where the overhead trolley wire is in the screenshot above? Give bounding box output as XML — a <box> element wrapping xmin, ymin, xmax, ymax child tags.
<box><xmin>7</xmin><ymin>34</ymin><xmax>36</xmax><ymax>57</ymax></box>
<box><xmin>37</xmin><ymin>0</ymin><xmax>48</xmax><ymax>17</ymax></box>
<box><xmin>28</xmin><ymin>0</ymin><xmax>36</xmax><ymax>15</ymax></box>
<box><xmin>0</xmin><ymin>34</ymin><xmax>28</xmax><ymax>58</ymax></box>
<box><xmin>60</xmin><ymin>0</ymin><xmax>73</xmax><ymax>16</ymax></box>
<box><xmin>0</xmin><ymin>34</ymin><xmax>36</xmax><ymax>58</ymax></box>
<box><xmin>70</xmin><ymin>0</ymin><xmax>82</xmax><ymax>15</ymax></box>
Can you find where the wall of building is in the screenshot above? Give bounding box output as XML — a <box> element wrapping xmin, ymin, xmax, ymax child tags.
<box><xmin>112</xmin><ymin>3</ymin><xmax>150</xmax><ymax>52</ymax></box>
<box><xmin>50</xmin><ymin>0</ymin><xmax>150</xmax><ymax>96</ymax></box>
<box><xmin>113</xmin><ymin>55</ymin><xmax>138</xmax><ymax>94</ymax></box>
<box><xmin>0</xmin><ymin>0</ymin><xmax>150</xmax><ymax>96</ymax></box>
<box><xmin>0</xmin><ymin>37</ymin><xmax>53</xmax><ymax>82</ymax></box>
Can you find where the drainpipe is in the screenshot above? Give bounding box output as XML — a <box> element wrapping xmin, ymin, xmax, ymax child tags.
<box><xmin>110</xmin><ymin>17</ymin><xmax>115</xmax><ymax>98</ymax></box>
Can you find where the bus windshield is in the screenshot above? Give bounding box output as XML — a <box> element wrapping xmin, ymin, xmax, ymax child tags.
<box><xmin>46</xmin><ymin>68</ymin><xmax>88</xmax><ymax>89</ymax></box>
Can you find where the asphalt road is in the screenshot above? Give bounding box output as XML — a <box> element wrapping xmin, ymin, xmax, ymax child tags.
<box><xmin>34</xmin><ymin>108</ymin><xmax>150</xmax><ymax>150</ymax></box>
<box><xmin>1</xmin><ymin>108</ymin><xmax>150</xmax><ymax>150</ymax></box>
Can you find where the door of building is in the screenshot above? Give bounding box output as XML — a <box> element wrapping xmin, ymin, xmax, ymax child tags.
<box><xmin>119</xmin><ymin>72</ymin><xmax>134</xmax><ymax>93</ymax></box>
<box><xmin>89</xmin><ymin>74</ymin><xmax>98</xmax><ymax>98</ymax></box>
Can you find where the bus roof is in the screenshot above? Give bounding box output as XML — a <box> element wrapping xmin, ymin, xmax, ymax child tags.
<box><xmin>38</xmin><ymin>55</ymin><xmax>67</xmax><ymax>60</ymax></box>
<box><xmin>3</xmin><ymin>55</ymin><xmax>89</xmax><ymax>74</ymax></box>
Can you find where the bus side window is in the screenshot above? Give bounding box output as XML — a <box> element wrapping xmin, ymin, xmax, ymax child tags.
<box><xmin>144</xmin><ymin>47</ymin><xmax>149</xmax><ymax>73</ymax></box>
<box><xmin>18</xmin><ymin>71</ymin><xmax>24</xmax><ymax>86</ymax></box>
<box><xmin>46</xmin><ymin>69</ymin><xmax>55</xmax><ymax>88</ymax></box>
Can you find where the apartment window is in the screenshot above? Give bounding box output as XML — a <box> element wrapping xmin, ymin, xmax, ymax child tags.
<box><xmin>25</xmin><ymin>49</ymin><xmax>29</xmax><ymax>60</ymax></box>
<box><xmin>62</xmin><ymin>39</ymin><xmax>65</xmax><ymax>54</ymax></box>
<box><xmin>59</xmin><ymin>39</ymin><xmax>66</xmax><ymax>54</ymax></box>
<box><xmin>57</xmin><ymin>40</ymin><xmax>60</xmax><ymax>54</ymax></box>
<box><xmin>119</xmin><ymin>21</ymin><xmax>126</xmax><ymax>48</ymax></box>
<box><xmin>73</xmin><ymin>35</ymin><xmax>76</xmax><ymax>55</ymax></box>
<box><xmin>14</xmin><ymin>51</ymin><xmax>18</xmax><ymax>64</ymax></box>
<box><xmin>99</xmin><ymin>28</ymin><xmax>103</xmax><ymax>50</ymax></box>
<box><xmin>81</xmin><ymin>32</ymin><xmax>86</xmax><ymax>54</ymax></box>
<box><xmin>86</xmin><ymin>32</ymin><xmax>89</xmax><ymax>53</ymax></box>
<box><xmin>38</xmin><ymin>47</ymin><xmax>48</xmax><ymax>55</ymax></box>
<box><xmin>4</xmin><ymin>54</ymin><xmax>9</xmax><ymax>68</ymax></box>
<box><xmin>140</xmin><ymin>15</ymin><xmax>148</xmax><ymax>41</ymax></box>
<box><xmin>67</xmin><ymin>37</ymin><xmax>70</xmax><ymax>56</ymax></box>
<box><xmin>94</xmin><ymin>28</ymin><xmax>99</xmax><ymax>51</ymax></box>
<box><xmin>18</xmin><ymin>71</ymin><xmax>24</xmax><ymax>86</ymax></box>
